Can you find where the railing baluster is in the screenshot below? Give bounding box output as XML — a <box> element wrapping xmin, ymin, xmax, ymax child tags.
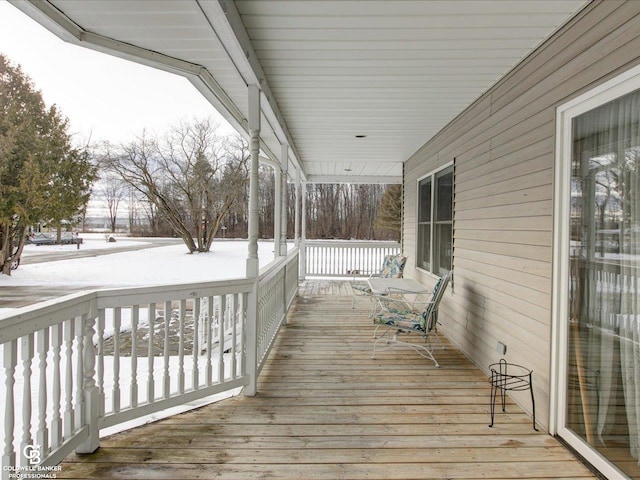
<box><xmin>131</xmin><ymin>305</ymin><xmax>139</xmax><ymax>408</ymax></box>
<box><xmin>20</xmin><ymin>334</ymin><xmax>34</xmax><ymax>467</ymax></box>
<box><xmin>50</xmin><ymin>324</ymin><xmax>62</xmax><ymax>449</ymax></box>
<box><xmin>206</xmin><ymin>296</ymin><xmax>213</xmax><ymax>386</ymax></box>
<box><xmin>163</xmin><ymin>301</ymin><xmax>171</xmax><ymax>399</ymax></box>
<box><xmin>97</xmin><ymin>310</ymin><xmax>105</xmax><ymax>417</ymax></box>
<box><xmin>112</xmin><ymin>308</ymin><xmax>121</xmax><ymax>413</ymax></box>
<box><xmin>2</xmin><ymin>339</ymin><xmax>17</xmax><ymax>473</ymax></box>
<box><xmin>77</xmin><ymin>311</ymin><xmax>99</xmax><ymax>454</ymax></box>
<box><xmin>74</xmin><ymin>316</ymin><xmax>85</xmax><ymax>429</ymax></box>
<box><xmin>63</xmin><ymin>319</ymin><xmax>74</xmax><ymax>438</ymax></box>
<box><xmin>37</xmin><ymin>328</ymin><xmax>49</xmax><ymax>457</ymax></box>
<box><xmin>218</xmin><ymin>295</ymin><xmax>226</xmax><ymax>382</ymax></box>
<box><xmin>232</xmin><ymin>294</ymin><xmax>238</xmax><ymax>379</ymax></box>
<box><xmin>193</xmin><ymin>297</ymin><xmax>200</xmax><ymax>390</ymax></box>
<box><xmin>225</xmin><ymin>295</ymin><xmax>232</xmax><ymax>332</ymax></box>
<box><xmin>178</xmin><ymin>299</ymin><xmax>186</xmax><ymax>394</ymax></box>
<box><xmin>241</xmin><ymin>292</ymin><xmax>248</xmax><ymax>378</ymax></box>
<box><xmin>147</xmin><ymin>303</ymin><xmax>155</xmax><ymax>404</ymax></box>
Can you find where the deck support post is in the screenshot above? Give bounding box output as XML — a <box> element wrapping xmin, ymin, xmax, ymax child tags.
<box><xmin>294</xmin><ymin>169</ymin><xmax>300</xmax><ymax>248</ymax></box>
<box><xmin>245</xmin><ymin>84</ymin><xmax>261</xmax><ymax>396</ymax></box>
<box><xmin>274</xmin><ymin>164</ymin><xmax>281</xmax><ymax>259</ymax></box>
<box><xmin>280</xmin><ymin>144</ymin><xmax>288</xmax><ymax>256</ymax></box>
<box><xmin>246</xmin><ymin>84</ymin><xmax>261</xmax><ymax>278</ymax></box>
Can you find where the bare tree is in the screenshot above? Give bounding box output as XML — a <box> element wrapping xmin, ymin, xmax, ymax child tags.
<box><xmin>100</xmin><ymin>119</ymin><xmax>249</xmax><ymax>252</ymax></box>
<box><xmin>98</xmin><ymin>173</ymin><xmax>127</xmax><ymax>232</ymax></box>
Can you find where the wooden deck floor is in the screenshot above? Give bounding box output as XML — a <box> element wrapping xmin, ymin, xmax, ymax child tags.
<box><xmin>59</xmin><ymin>287</ymin><xmax>597</xmax><ymax>479</ymax></box>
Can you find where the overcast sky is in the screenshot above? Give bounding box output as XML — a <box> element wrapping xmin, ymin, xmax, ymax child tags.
<box><xmin>0</xmin><ymin>1</ymin><xmax>231</xmax><ymax>146</ymax></box>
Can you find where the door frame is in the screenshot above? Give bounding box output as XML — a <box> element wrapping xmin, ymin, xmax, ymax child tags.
<box><xmin>551</xmin><ymin>63</ymin><xmax>640</xmax><ymax>480</ymax></box>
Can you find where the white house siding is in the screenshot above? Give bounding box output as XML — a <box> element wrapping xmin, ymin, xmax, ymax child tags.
<box><xmin>402</xmin><ymin>0</ymin><xmax>640</xmax><ymax>430</ymax></box>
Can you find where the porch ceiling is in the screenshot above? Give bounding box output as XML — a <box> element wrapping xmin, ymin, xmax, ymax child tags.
<box><xmin>13</xmin><ymin>0</ymin><xmax>586</xmax><ymax>183</ymax></box>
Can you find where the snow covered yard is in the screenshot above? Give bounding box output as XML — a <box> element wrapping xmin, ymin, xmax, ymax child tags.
<box><xmin>3</xmin><ymin>234</ymin><xmax>277</xmax><ymax>289</ymax></box>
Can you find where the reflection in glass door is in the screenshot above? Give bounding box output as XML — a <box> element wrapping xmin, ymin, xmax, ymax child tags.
<box><xmin>566</xmin><ymin>89</ymin><xmax>640</xmax><ymax>479</ymax></box>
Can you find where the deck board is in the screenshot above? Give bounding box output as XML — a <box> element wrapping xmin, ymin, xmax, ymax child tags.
<box><xmin>59</xmin><ymin>286</ymin><xmax>596</xmax><ymax>479</ymax></box>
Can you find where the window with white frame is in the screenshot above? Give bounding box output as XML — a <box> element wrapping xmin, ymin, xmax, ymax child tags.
<box><xmin>417</xmin><ymin>164</ymin><xmax>453</xmax><ymax>275</ymax></box>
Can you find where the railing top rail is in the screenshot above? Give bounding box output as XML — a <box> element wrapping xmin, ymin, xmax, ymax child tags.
<box><xmin>0</xmin><ymin>249</ymin><xmax>303</xmax><ymax>345</ymax></box>
<box><xmin>0</xmin><ymin>276</ymin><xmax>256</xmax><ymax>344</ymax></box>
<box><xmin>0</xmin><ymin>290</ymin><xmax>96</xmax><ymax>343</ymax></box>
<box><xmin>259</xmin><ymin>248</ymin><xmax>299</xmax><ymax>285</ymax></box>
<box><xmin>95</xmin><ymin>277</ymin><xmax>254</xmax><ymax>308</ymax></box>
<box><xmin>305</xmin><ymin>240</ymin><xmax>400</xmax><ymax>248</ymax></box>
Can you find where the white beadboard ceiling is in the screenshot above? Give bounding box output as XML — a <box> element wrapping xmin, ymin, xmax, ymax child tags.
<box><xmin>13</xmin><ymin>0</ymin><xmax>587</xmax><ymax>183</ymax></box>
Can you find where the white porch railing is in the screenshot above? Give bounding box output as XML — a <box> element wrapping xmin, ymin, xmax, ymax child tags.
<box><xmin>304</xmin><ymin>240</ymin><xmax>401</xmax><ymax>277</ymax></box>
<box><xmin>0</xmin><ymin>248</ymin><xmax>299</xmax><ymax>478</ymax></box>
<box><xmin>256</xmin><ymin>249</ymin><xmax>299</xmax><ymax>374</ymax></box>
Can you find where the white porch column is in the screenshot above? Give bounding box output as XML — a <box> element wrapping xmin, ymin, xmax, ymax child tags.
<box><xmin>273</xmin><ymin>164</ymin><xmax>282</xmax><ymax>260</ymax></box>
<box><xmin>294</xmin><ymin>169</ymin><xmax>300</xmax><ymax>248</ymax></box>
<box><xmin>245</xmin><ymin>84</ymin><xmax>260</xmax><ymax>397</ymax></box>
<box><xmin>299</xmin><ymin>182</ymin><xmax>307</xmax><ymax>281</ymax></box>
<box><xmin>246</xmin><ymin>84</ymin><xmax>261</xmax><ymax>277</ymax></box>
<box><xmin>279</xmin><ymin>144</ymin><xmax>289</xmax><ymax>256</ymax></box>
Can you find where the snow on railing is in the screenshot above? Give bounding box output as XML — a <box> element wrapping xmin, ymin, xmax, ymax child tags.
<box><xmin>0</xmin><ymin>248</ymin><xmax>300</xmax><ymax>478</ymax></box>
<box><xmin>304</xmin><ymin>240</ymin><xmax>401</xmax><ymax>277</ymax></box>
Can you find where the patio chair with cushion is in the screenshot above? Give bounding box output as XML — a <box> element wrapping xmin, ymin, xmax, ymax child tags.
<box><xmin>370</xmin><ymin>271</ymin><xmax>451</xmax><ymax>367</ymax></box>
<box><xmin>350</xmin><ymin>253</ymin><xmax>407</xmax><ymax>309</ymax></box>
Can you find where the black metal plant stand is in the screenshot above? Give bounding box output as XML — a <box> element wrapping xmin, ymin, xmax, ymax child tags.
<box><xmin>489</xmin><ymin>359</ymin><xmax>538</xmax><ymax>431</ymax></box>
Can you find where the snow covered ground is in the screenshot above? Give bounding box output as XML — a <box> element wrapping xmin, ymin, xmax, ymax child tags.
<box><xmin>3</xmin><ymin>233</ymin><xmax>277</xmax><ymax>288</ymax></box>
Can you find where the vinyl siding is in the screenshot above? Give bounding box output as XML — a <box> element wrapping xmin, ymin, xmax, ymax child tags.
<box><xmin>402</xmin><ymin>0</ymin><xmax>640</xmax><ymax>430</ymax></box>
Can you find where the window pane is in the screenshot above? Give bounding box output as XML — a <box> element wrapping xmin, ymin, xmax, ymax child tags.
<box><xmin>435</xmin><ymin>168</ymin><xmax>453</xmax><ymax>221</ymax></box>
<box><xmin>418</xmin><ymin>178</ymin><xmax>431</xmax><ymax>223</ymax></box>
<box><xmin>435</xmin><ymin>223</ymin><xmax>452</xmax><ymax>273</ymax></box>
<box><xmin>567</xmin><ymin>88</ymin><xmax>640</xmax><ymax>478</ymax></box>
<box><xmin>417</xmin><ymin>223</ymin><xmax>431</xmax><ymax>271</ymax></box>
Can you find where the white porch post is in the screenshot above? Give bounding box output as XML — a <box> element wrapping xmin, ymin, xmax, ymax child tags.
<box><xmin>246</xmin><ymin>85</ymin><xmax>261</xmax><ymax>277</ymax></box>
<box><xmin>299</xmin><ymin>182</ymin><xmax>307</xmax><ymax>281</ymax></box>
<box><xmin>280</xmin><ymin>144</ymin><xmax>289</xmax><ymax>256</ymax></box>
<box><xmin>273</xmin><ymin>165</ymin><xmax>282</xmax><ymax>259</ymax></box>
<box><xmin>294</xmin><ymin>169</ymin><xmax>301</xmax><ymax>248</ymax></box>
<box><xmin>245</xmin><ymin>84</ymin><xmax>260</xmax><ymax>397</ymax></box>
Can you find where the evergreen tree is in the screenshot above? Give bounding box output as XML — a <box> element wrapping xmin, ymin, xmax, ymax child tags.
<box><xmin>374</xmin><ymin>184</ymin><xmax>402</xmax><ymax>240</ymax></box>
<box><xmin>0</xmin><ymin>54</ymin><xmax>97</xmax><ymax>274</ymax></box>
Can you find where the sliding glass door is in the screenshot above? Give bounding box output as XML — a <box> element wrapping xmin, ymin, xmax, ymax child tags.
<box><xmin>555</xmin><ymin>70</ymin><xmax>640</xmax><ymax>480</ymax></box>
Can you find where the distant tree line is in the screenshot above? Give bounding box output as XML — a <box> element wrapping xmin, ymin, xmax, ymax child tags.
<box><xmin>219</xmin><ymin>170</ymin><xmax>400</xmax><ymax>241</ymax></box>
<box><xmin>99</xmin><ymin>170</ymin><xmax>401</xmax><ymax>244</ymax></box>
